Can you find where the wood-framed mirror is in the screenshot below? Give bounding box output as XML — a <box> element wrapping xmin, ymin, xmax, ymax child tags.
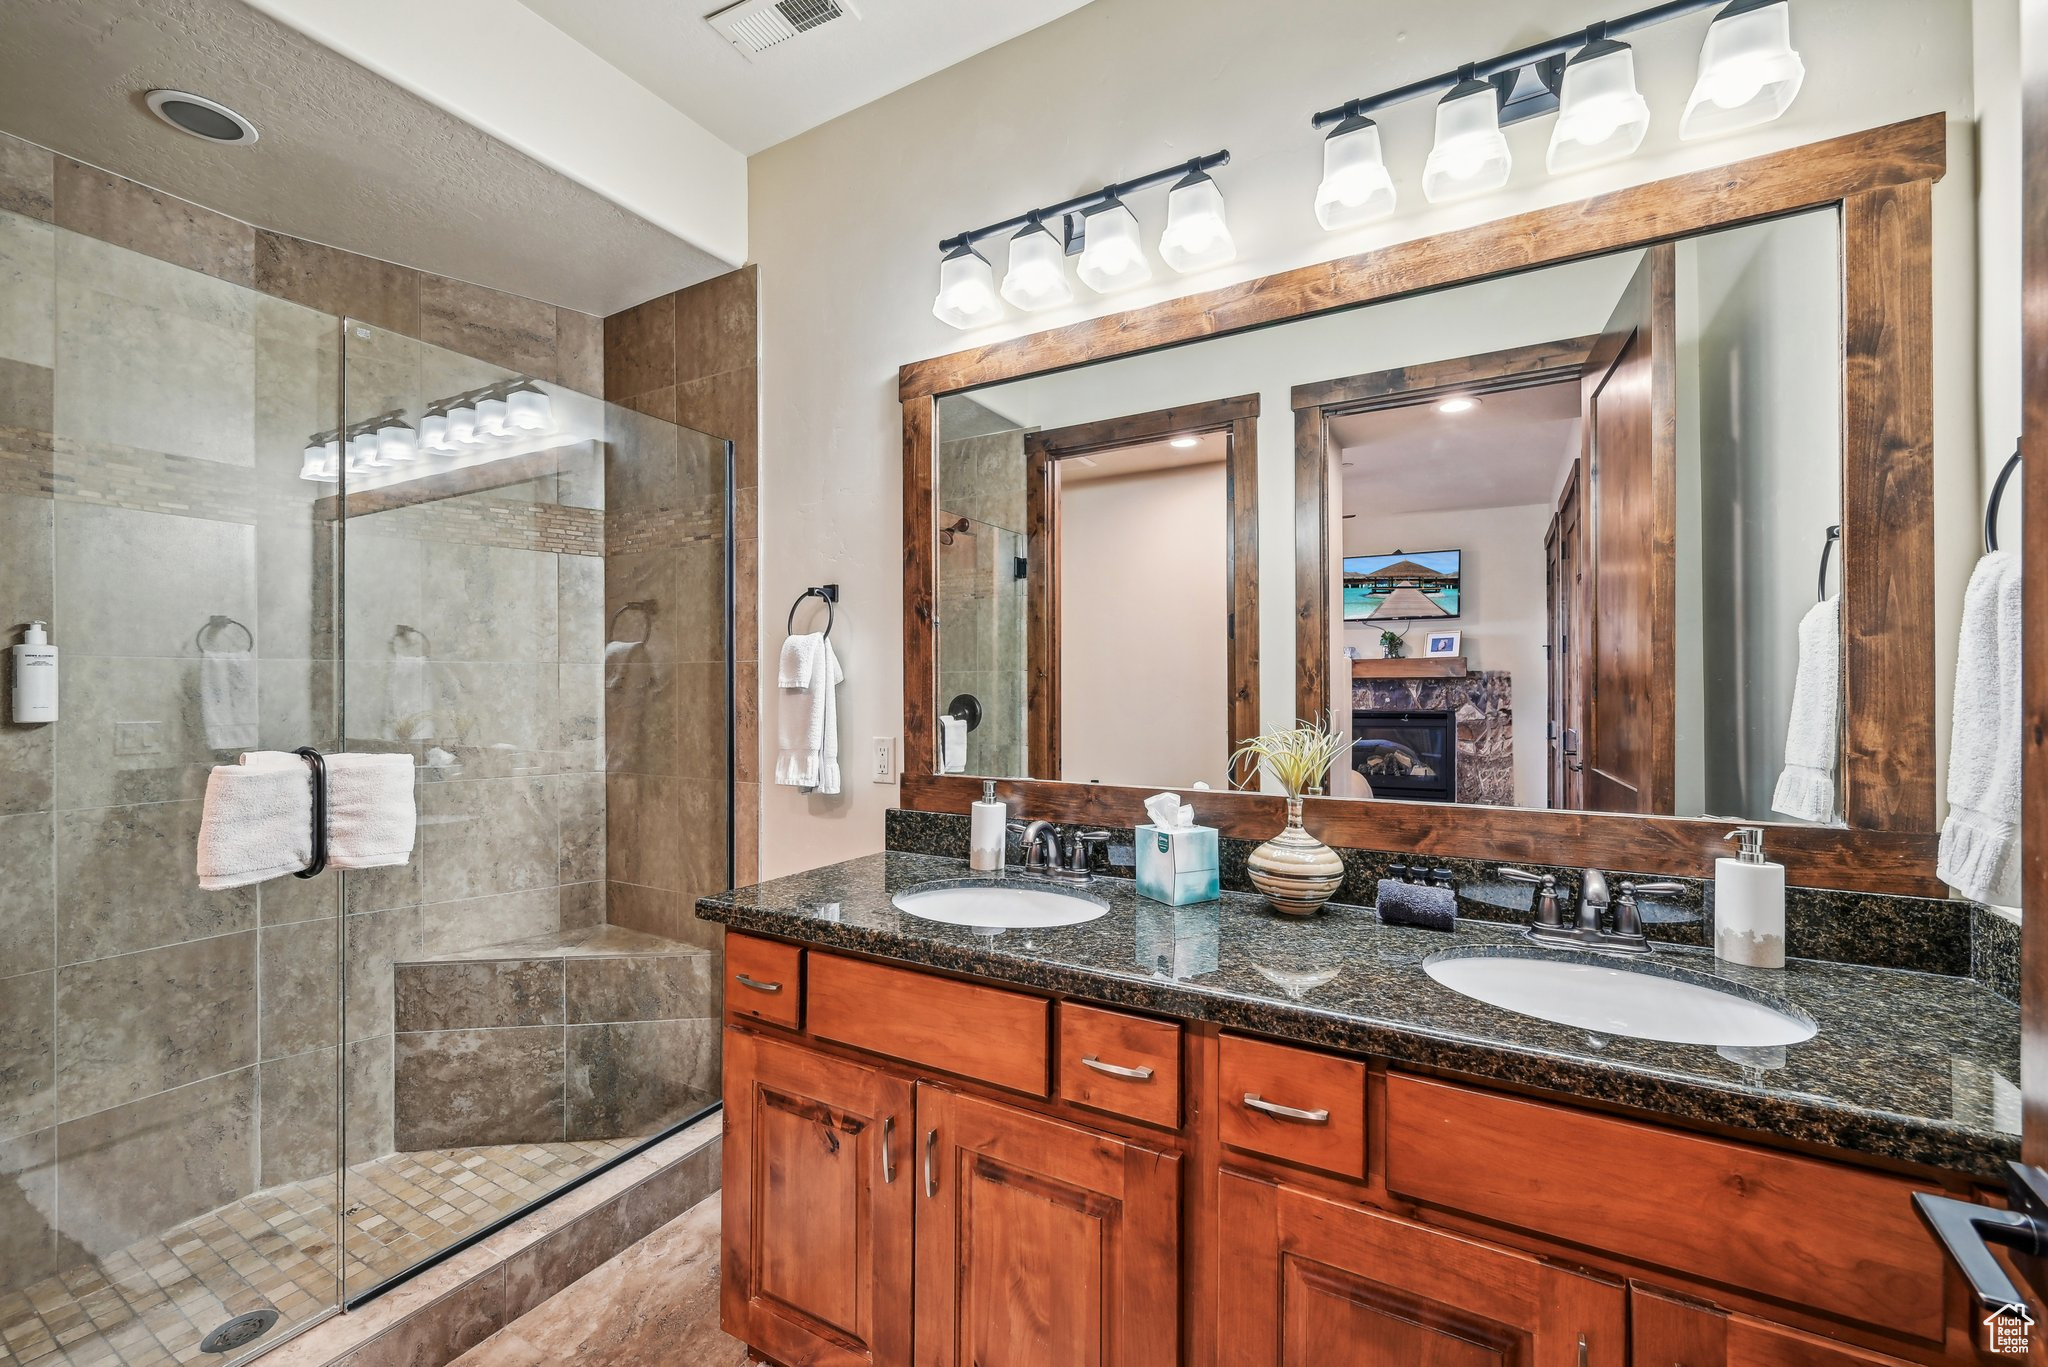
<box><xmin>900</xmin><ymin>113</ymin><xmax>1948</xmax><ymax>895</ymax></box>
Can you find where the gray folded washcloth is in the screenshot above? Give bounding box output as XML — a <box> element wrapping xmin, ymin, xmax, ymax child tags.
<box><xmin>1376</xmin><ymin>879</ymin><xmax>1457</xmax><ymax>932</ymax></box>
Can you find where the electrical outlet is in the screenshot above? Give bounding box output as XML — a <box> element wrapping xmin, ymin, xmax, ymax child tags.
<box><xmin>871</xmin><ymin>736</ymin><xmax>896</xmax><ymax>784</ymax></box>
<box><xmin>114</xmin><ymin>721</ymin><xmax>163</xmax><ymax>756</ymax></box>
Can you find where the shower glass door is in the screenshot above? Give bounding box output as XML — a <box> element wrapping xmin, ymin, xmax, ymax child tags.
<box><xmin>335</xmin><ymin>321</ymin><xmax>732</xmax><ymax>1301</ymax></box>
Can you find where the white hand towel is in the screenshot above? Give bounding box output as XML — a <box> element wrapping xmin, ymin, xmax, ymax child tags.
<box><xmin>939</xmin><ymin>715</ymin><xmax>967</xmax><ymax>773</ymax></box>
<box><xmin>196</xmin><ymin>751</ymin><xmax>313</xmax><ymax>890</ymax></box>
<box><xmin>199</xmin><ymin>649</ymin><xmax>259</xmax><ymax>752</ymax></box>
<box><xmin>325</xmin><ymin>752</ymin><xmax>418</xmax><ymax>871</ymax></box>
<box><xmin>386</xmin><ymin>653</ymin><xmax>433</xmax><ymax>742</ymax></box>
<box><xmin>1771</xmin><ymin>595</ymin><xmax>1842</xmax><ymax>824</ymax></box>
<box><xmin>1939</xmin><ymin>550</ymin><xmax>2023</xmax><ymax>905</ymax></box>
<box><xmin>603</xmin><ymin>639</ymin><xmax>639</xmax><ymax>690</ymax></box>
<box><xmin>775</xmin><ymin>633</ymin><xmax>844</xmax><ymax>795</ymax></box>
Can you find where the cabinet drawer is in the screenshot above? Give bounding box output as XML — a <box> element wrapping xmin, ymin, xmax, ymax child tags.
<box><xmin>807</xmin><ymin>953</ymin><xmax>1050</xmax><ymax>1096</ymax></box>
<box><xmin>1217</xmin><ymin>1033</ymin><xmax>1367</xmax><ymax>1179</ymax></box>
<box><xmin>724</xmin><ymin>934</ymin><xmax>803</xmax><ymax>1029</ymax></box>
<box><xmin>1632</xmin><ymin>1285</ymin><xmax>1918</xmax><ymax>1366</ymax></box>
<box><xmin>1057</xmin><ymin>1002</ymin><xmax>1182</xmax><ymax>1129</ymax></box>
<box><xmin>1384</xmin><ymin>1074</ymin><xmax>1949</xmax><ymax>1343</ymax></box>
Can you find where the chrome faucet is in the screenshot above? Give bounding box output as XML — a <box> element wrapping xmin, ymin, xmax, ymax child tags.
<box><xmin>1007</xmin><ymin>819</ymin><xmax>1110</xmax><ymax>883</ymax></box>
<box><xmin>1500</xmin><ymin>866</ymin><xmax>1684</xmax><ymax>957</ymax></box>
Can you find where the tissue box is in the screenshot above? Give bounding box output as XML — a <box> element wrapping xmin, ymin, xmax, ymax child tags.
<box><xmin>1135</xmin><ymin>823</ymin><xmax>1220</xmax><ymax>906</ymax></box>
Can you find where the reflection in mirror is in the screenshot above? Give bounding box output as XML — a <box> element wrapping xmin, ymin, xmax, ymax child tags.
<box><xmin>932</xmin><ymin>205</ymin><xmax>1929</xmax><ymax>829</ymax></box>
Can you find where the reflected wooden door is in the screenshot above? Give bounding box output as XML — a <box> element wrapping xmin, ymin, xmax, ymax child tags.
<box><xmin>913</xmin><ymin>1085</ymin><xmax>1179</xmax><ymax>1367</ymax></box>
<box><xmin>1546</xmin><ymin>460</ymin><xmax>1585</xmax><ymax>810</ymax></box>
<box><xmin>1579</xmin><ymin>245</ymin><xmax>1678</xmax><ymax>814</ymax></box>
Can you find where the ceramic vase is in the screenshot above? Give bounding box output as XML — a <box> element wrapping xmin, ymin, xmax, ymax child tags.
<box><xmin>1246</xmin><ymin>796</ymin><xmax>1345</xmax><ymax>916</ymax></box>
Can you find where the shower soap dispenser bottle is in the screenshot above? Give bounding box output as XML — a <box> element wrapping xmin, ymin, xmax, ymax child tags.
<box><xmin>1715</xmin><ymin>826</ymin><xmax>1785</xmax><ymax>968</ymax></box>
<box><xmin>11</xmin><ymin>620</ymin><xmax>56</xmax><ymax>723</ymax></box>
<box><xmin>970</xmin><ymin>781</ymin><xmax>1007</xmax><ymax>871</ymax></box>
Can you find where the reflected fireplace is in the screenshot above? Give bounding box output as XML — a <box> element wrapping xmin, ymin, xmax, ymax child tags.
<box><xmin>1352</xmin><ymin>709</ymin><xmax>1457</xmax><ymax>803</ymax></box>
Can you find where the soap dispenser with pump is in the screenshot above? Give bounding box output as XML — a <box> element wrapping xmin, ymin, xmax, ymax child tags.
<box><xmin>1714</xmin><ymin>826</ymin><xmax>1785</xmax><ymax>968</ymax></box>
<box><xmin>970</xmin><ymin>780</ymin><xmax>1007</xmax><ymax>871</ymax></box>
<box><xmin>11</xmin><ymin>620</ymin><xmax>57</xmax><ymax>723</ymax></box>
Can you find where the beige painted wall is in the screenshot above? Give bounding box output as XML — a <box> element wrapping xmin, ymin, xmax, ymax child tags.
<box><xmin>747</xmin><ymin>0</ymin><xmax>1988</xmax><ymax>878</ymax></box>
<box><xmin>1060</xmin><ymin>461</ymin><xmax>1230</xmax><ymax>789</ymax></box>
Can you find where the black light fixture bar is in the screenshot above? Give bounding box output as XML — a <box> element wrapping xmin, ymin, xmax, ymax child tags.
<box><xmin>1310</xmin><ymin>0</ymin><xmax>1726</xmax><ymax>128</ymax></box>
<box><xmin>937</xmin><ymin>149</ymin><xmax>1230</xmax><ymax>254</ymax></box>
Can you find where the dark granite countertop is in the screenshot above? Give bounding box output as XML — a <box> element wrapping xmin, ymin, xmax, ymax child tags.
<box><xmin>696</xmin><ymin>852</ymin><xmax>2021</xmax><ymax>1178</ymax></box>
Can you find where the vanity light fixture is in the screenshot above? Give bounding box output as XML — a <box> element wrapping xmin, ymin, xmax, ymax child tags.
<box><xmin>932</xmin><ymin>243</ymin><xmax>1005</xmax><ymax>328</ymax></box>
<box><xmin>1315</xmin><ymin>115</ymin><xmax>1397</xmax><ymax>230</ymax></box>
<box><xmin>1422</xmin><ymin>74</ymin><xmax>1513</xmax><ymax>204</ymax></box>
<box><xmin>1680</xmin><ymin>0</ymin><xmax>1805</xmax><ymax>140</ymax></box>
<box><xmin>1075</xmin><ymin>194</ymin><xmax>1152</xmax><ymax>294</ymax></box>
<box><xmin>1548</xmin><ymin>34</ymin><xmax>1652</xmax><ymax>173</ymax></box>
<box><xmin>1158</xmin><ymin>167</ymin><xmax>1236</xmax><ymax>274</ymax></box>
<box><xmin>1001</xmin><ymin>218</ymin><xmax>1074</xmax><ymax>312</ymax></box>
<box><xmin>1309</xmin><ymin>0</ymin><xmax>1804</xmax><ymax>214</ymax></box>
<box><xmin>303</xmin><ymin>380</ymin><xmax>557</xmax><ymax>483</ymax></box>
<box><xmin>930</xmin><ymin>150</ymin><xmax>1230</xmax><ymax>328</ymax></box>
<box><xmin>299</xmin><ymin>433</ymin><xmax>339</xmax><ymax>482</ymax></box>
<box><xmin>506</xmin><ymin>379</ymin><xmax>553</xmax><ymax>432</ymax></box>
<box><xmin>376</xmin><ymin>415</ymin><xmax>417</xmax><ymax>463</ymax></box>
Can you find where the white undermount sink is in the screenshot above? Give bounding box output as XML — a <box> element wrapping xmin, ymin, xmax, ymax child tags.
<box><xmin>1423</xmin><ymin>951</ymin><xmax>1818</xmax><ymax>1048</ymax></box>
<box><xmin>893</xmin><ymin>880</ymin><xmax>1109</xmax><ymax>929</ymax></box>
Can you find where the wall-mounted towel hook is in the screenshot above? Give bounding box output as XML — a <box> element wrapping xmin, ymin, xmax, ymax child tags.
<box><xmin>196</xmin><ymin>614</ymin><xmax>254</xmax><ymax>654</ymax></box>
<box><xmin>1816</xmin><ymin>525</ymin><xmax>1841</xmax><ymax>603</ymax></box>
<box><xmin>1986</xmin><ymin>446</ymin><xmax>2021</xmax><ymax>554</ymax></box>
<box><xmin>788</xmin><ymin>584</ymin><xmax>838</xmax><ymax>639</ymax></box>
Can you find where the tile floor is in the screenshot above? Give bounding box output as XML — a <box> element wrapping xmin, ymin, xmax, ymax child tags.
<box><xmin>448</xmin><ymin>1193</ymin><xmax>747</xmax><ymax>1367</ymax></box>
<box><xmin>0</xmin><ymin>1140</ymin><xmax>632</xmax><ymax>1367</ymax></box>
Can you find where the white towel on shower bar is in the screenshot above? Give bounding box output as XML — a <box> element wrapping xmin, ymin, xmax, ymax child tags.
<box><xmin>196</xmin><ymin>750</ymin><xmax>416</xmax><ymax>890</ymax></box>
<box><xmin>775</xmin><ymin>633</ymin><xmax>843</xmax><ymax>795</ymax></box>
<box><xmin>1938</xmin><ymin>550</ymin><xmax>2022</xmax><ymax>906</ymax></box>
<box><xmin>1771</xmin><ymin>595</ymin><xmax>1841</xmax><ymax>824</ymax></box>
<box><xmin>199</xmin><ymin>649</ymin><xmax>259</xmax><ymax>751</ymax></box>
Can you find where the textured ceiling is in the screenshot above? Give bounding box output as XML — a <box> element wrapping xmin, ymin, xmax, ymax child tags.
<box><xmin>0</xmin><ymin>0</ymin><xmax>731</xmax><ymax>315</ymax></box>
<box><xmin>514</xmin><ymin>0</ymin><xmax>1100</xmax><ymax>155</ymax></box>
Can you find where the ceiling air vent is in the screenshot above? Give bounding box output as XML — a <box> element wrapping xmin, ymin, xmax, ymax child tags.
<box><xmin>706</xmin><ymin>0</ymin><xmax>859</xmax><ymax>59</ymax></box>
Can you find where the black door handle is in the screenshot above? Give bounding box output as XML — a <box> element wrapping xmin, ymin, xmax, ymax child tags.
<box><xmin>1914</xmin><ymin>1161</ymin><xmax>2048</xmax><ymax>1314</ymax></box>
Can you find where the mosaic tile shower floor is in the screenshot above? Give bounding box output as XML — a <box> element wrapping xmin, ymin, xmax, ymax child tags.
<box><xmin>0</xmin><ymin>1140</ymin><xmax>633</xmax><ymax>1367</ymax></box>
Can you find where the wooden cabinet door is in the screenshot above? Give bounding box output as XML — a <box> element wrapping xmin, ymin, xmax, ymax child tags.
<box><xmin>1632</xmin><ymin>1287</ymin><xmax>1921</xmax><ymax>1367</ymax></box>
<box><xmin>723</xmin><ymin>1027</ymin><xmax>915</xmax><ymax>1367</ymax></box>
<box><xmin>1216</xmin><ymin>1169</ymin><xmax>1627</xmax><ymax>1367</ymax></box>
<box><xmin>913</xmin><ymin>1085</ymin><xmax>1180</xmax><ymax>1367</ymax></box>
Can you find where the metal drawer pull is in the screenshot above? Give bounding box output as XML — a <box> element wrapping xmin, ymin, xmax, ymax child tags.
<box><xmin>923</xmin><ymin>1129</ymin><xmax>938</xmax><ymax>1199</ymax></box>
<box><xmin>881</xmin><ymin>1116</ymin><xmax>896</xmax><ymax>1184</ymax></box>
<box><xmin>1243</xmin><ymin>1093</ymin><xmax>1330</xmax><ymax>1124</ymax></box>
<box><xmin>1081</xmin><ymin>1056</ymin><xmax>1155</xmax><ymax>1081</ymax></box>
<box><xmin>734</xmin><ymin>974</ymin><xmax>782</xmax><ymax>993</ymax></box>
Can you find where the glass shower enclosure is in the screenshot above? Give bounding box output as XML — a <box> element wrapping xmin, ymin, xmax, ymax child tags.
<box><xmin>0</xmin><ymin>209</ymin><xmax>731</xmax><ymax>1366</ymax></box>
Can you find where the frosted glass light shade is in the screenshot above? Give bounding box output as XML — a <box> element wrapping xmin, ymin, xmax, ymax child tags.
<box><xmin>1001</xmin><ymin>222</ymin><xmax>1073</xmax><ymax>311</ymax></box>
<box><xmin>420</xmin><ymin>410</ymin><xmax>450</xmax><ymax>451</ymax></box>
<box><xmin>1159</xmin><ymin>170</ymin><xmax>1235</xmax><ymax>274</ymax></box>
<box><xmin>299</xmin><ymin>439</ymin><xmax>337</xmax><ymax>482</ymax></box>
<box><xmin>476</xmin><ymin>393</ymin><xmax>511</xmax><ymax>440</ymax></box>
<box><xmin>348</xmin><ymin>430</ymin><xmax>381</xmax><ymax>470</ymax></box>
<box><xmin>1680</xmin><ymin>0</ymin><xmax>1804</xmax><ymax>140</ymax></box>
<box><xmin>1423</xmin><ymin>79</ymin><xmax>1511</xmax><ymax>203</ymax></box>
<box><xmin>446</xmin><ymin>401</ymin><xmax>479</xmax><ymax>447</ymax></box>
<box><xmin>1548</xmin><ymin>40</ymin><xmax>1651</xmax><ymax>173</ymax></box>
<box><xmin>932</xmin><ymin>245</ymin><xmax>1003</xmax><ymax>329</ymax></box>
<box><xmin>507</xmin><ymin>382</ymin><xmax>552</xmax><ymax>432</ymax></box>
<box><xmin>1315</xmin><ymin>116</ymin><xmax>1396</xmax><ymax>230</ymax></box>
<box><xmin>1076</xmin><ymin>199</ymin><xmax>1152</xmax><ymax>294</ymax></box>
<box><xmin>377</xmin><ymin>418</ymin><xmax>416</xmax><ymax>463</ymax></box>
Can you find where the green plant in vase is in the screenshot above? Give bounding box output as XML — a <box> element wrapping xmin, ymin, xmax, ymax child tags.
<box><xmin>1379</xmin><ymin>630</ymin><xmax>1405</xmax><ymax>659</ymax></box>
<box><xmin>1230</xmin><ymin>722</ymin><xmax>1349</xmax><ymax>916</ymax></box>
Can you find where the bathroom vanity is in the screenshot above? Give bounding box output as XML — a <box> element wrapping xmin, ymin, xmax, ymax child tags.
<box><xmin>699</xmin><ymin>852</ymin><xmax>2016</xmax><ymax>1367</ymax></box>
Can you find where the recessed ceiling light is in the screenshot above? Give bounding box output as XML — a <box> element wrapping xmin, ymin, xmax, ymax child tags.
<box><xmin>145</xmin><ymin>90</ymin><xmax>259</xmax><ymax>145</ymax></box>
<box><xmin>1169</xmin><ymin>436</ymin><xmax>1201</xmax><ymax>448</ymax></box>
<box><xmin>1437</xmin><ymin>397</ymin><xmax>1480</xmax><ymax>415</ymax></box>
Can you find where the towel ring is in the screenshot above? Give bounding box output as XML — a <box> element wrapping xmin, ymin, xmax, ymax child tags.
<box><xmin>1816</xmin><ymin>525</ymin><xmax>1841</xmax><ymax>603</ymax></box>
<box><xmin>390</xmin><ymin>623</ymin><xmax>429</xmax><ymax>656</ymax></box>
<box><xmin>1985</xmin><ymin>447</ymin><xmax>2021</xmax><ymax>554</ymax></box>
<box><xmin>788</xmin><ymin>584</ymin><xmax>839</xmax><ymax>640</ymax></box>
<box><xmin>196</xmin><ymin>614</ymin><xmax>254</xmax><ymax>654</ymax></box>
<box><xmin>607</xmin><ymin>600</ymin><xmax>655</xmax><ymax>643</ymax></box>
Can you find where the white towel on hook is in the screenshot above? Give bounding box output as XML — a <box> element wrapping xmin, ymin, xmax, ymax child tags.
<box><xmin>1939</xmin><ymin>550</ymin><xmax>2023</xmax><ymax>905</ymax></box>
<box><xmin>939</xmin><ymin>715</ymin><xmax>967</xmax><ymax>773</ymax></box>
<box><xmin>1771</xmin><ymin>595</ymin><xmax>1841</xmax><ymax>824</ymax></box>
<box><xmin>199</xmin><ymin>649</ymin><xmax>259</xmax><ymax>752</ymax></box>
<box><xmin>196</xmin><ymin>750</ymin><xmax>417</xmax><ymax>890</ymax></box>
<box><xmin>775</xmin><ymin>633</ymin><xmax>843</xmax><ymax>795</ymax></box>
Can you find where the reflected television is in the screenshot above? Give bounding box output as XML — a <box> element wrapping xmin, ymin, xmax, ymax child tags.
<box><xmin>1342</xmin><ymin>550</ymin><xmax>1462</xmax><ymax>622</ymax></box>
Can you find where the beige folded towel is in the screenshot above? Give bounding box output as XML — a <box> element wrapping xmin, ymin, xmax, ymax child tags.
<box><xmin>325</xmin><ymin>752</ymin><xmax>417</xmax><ymax>871</ymax></box>
<box><xmin>196</xmin><ymin>750</ymin><xmax>416</xmax><ymax>890</ymax></box>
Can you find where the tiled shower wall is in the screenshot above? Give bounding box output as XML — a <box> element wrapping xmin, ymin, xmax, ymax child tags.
<box><xmin>603</xmin><ymin>269</ymin><xmax>761</xmax><ymax>920</ymax></box>
<box><xmin>0</xmin><ymin>130</ymin><xmax>608</xmax><ymax>1293</ymax></box>
<box><xmin>935</xmin><ymin>396</ymin><xmax>1029</xmax><ymax>777</ymax></box>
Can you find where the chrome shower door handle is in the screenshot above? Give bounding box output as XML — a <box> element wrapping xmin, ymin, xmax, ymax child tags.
<box><xmin>923</xmin><ymin>1128</ymin><xmax>938</xmax><ymax>1199</ymax></box>
<box><xmin>1243</xmin><ymin>1093</ymin><xmax>1330</xmax><ymax>1124</ymax></box>
<box><xmin>881</xmin><ymin>1116</ymin><xmax>896</xmax><ymax>1184</ymax></box>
